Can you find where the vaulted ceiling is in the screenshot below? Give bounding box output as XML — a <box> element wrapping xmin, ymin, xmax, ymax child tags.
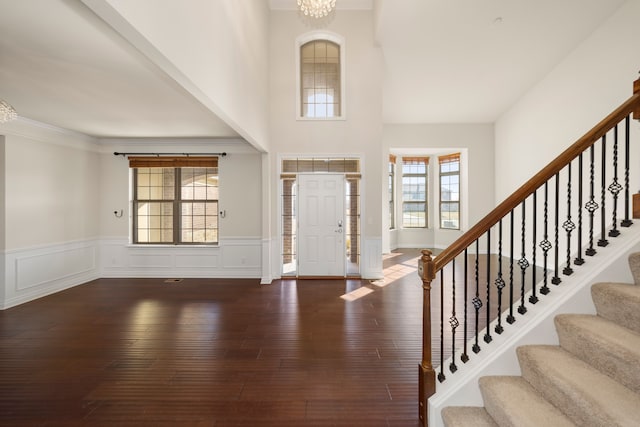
<box><xmin>0</xmin><ymin>0</ymin><xmax>627</xmax><ymax>140</ymax></box>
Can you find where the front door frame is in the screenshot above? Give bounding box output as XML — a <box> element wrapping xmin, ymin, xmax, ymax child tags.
<box><xmin>278</xmin><ymin>155</ymin><xmax>363</xmax><ymax>279</ymax></box>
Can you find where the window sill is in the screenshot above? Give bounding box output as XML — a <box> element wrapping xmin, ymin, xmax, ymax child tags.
<box><xmin>127</xmin><ymin>244</ymin><xmax>220</xmax><ymax>248</ymax></box>
<box><xmin>296</xmin><ymin>116</ymin><xmax>346</xmax><ymax>122</ymax></box>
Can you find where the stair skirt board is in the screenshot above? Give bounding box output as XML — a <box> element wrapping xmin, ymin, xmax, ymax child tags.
<box><xmin>431</xmin><ymin>225</ymin><xmax>640</xmax><ymax>427</ymax></box>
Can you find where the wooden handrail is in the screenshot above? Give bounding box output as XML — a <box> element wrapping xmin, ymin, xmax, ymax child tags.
<box><xmin>434</xmin><ymin>88</ymin><xmax>640</xmax><ymax>272</ymax></box>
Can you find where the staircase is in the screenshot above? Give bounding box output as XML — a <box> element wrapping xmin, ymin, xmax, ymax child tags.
<box><xmin>441</xmin><ymin>252</ymin><xmax>640</xmax><ymax>427</ymax></box>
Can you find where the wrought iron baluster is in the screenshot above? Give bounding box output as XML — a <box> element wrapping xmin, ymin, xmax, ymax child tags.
<box><xmin>495</xmin><ymin>219</ymin><xmax>505</xmax><ymax>334</ymax></box>
<box><xmin>461</xmin><ymin>249</ymin><xmax>469</xmax><ymax>363</ymax></box>
<box><xmin>472</xmin><ymin>239</ymin><xmax>482</xmax><ymax>354</ymax></box>
<box><xmin>585</xmin><ymin>144</ymin><xmax>599</xmax><ymax>256</ymax></box>
<box><xmin>506</xmin><ymin>210</ymin><xmax>516</xmax><ymax>324</ymax></box>
<box><xmin>530</xmin><ymin>191</ymin><xmax>539</xmax><ymax>304</ymax></box>
<box><xmin>438</xmin><ymin>272</ymin><xmax>445</xmax><ymax>382</ymax></box>
<box><xmin>518</xmin><ymin>201</ymin><xmax>529</xmax><ymax>315</ymax></box>
<box><xmin>609</xmin><ymin>124</ymin><xmax>622</xmax><ymax>237</ymax></box>
<box><xmin>552</xmin><ymin>173</ymin><xmax>562</xmax><ymax>284</ymax></box>
<box><xmin>598</xmin><ymin>135</ymin><xmax>609</xmax><ymax>247</ymax></box>
<box><xmin>575</xmin><ymin>153</ymin><xmax>585</xmax><ymax>265</ymax></box>
<box><xmin>563</xmin><ymin>163</ymin><xmax>575</xmax><ymax>276</ymax></box>
<box><xmin>484</xmin><ymin>229</ymin><xmax>492</xmax><ymax>343</ymax></box>
<box><xmin>622</xmin><ymin>116</ymin><xmax>633</xmax><ymax>227</ymax></box>
<box><xmin>449</xmin><ymin>259</ymin><xmax>458</xmax><ymax>374</ymax></box>
<box><xmin>540</xmin><ymin>182</ymin><xmax>551</xmax><ymax>295</ymax></box>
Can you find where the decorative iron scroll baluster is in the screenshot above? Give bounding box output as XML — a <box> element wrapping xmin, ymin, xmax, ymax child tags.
<box><xmin>609</xmin><ymin>124</ymin><xmax>622</xmax><ymax>237</ymax></box>
<box><xmin>598</xmin><ymin>135</ymin><xmax>609</xmax><ymax>247</ymax></box>
<box><xmin>518</xmin><ymin>201</ymin><xmax>529</xmax><ymax>315</ymax></box>
<box><xmin>449</xmin><ymin>259</ymin><xmax>458</xmax><ymax>374</ymax></box>
<box><xmin>438</xmin><ymin>273</ymin><xmax>445</xmax><ymax>383</ymax></box>
<box><xmin>540</xmin><ymin>182</ymin><xmax>552</xmax><ymax>295</ymax></box>
<box><xmin>575</xmin><ymin>153</ymin><xmax>585</xmax><ymax>265</ymax></box>
<box><xmin>506</xmin><ymin>210</ymin><xmax>516</xmax><ymax>324</ymax></box>
<box><xmin>472</xmin><ymin>240</ymin><xmax>482</xmax><ymax>354</ymax></box>
<box><xmin>563</xmin><ymin>163</ymin><xmax>575</xmax><ymax>276</ymax></box>
<box><xmin>552</xmin><ymin>173</ymin><xmax>561</xmax><ymax>284</ymax></box>
<box><xmin>484</xmin><ymin>229</ymin><xmax>492</xmax><ymax>343</ymax></box>
<box><xmin>622</xmin><ymin>116</ymin><xmax>633</xmax><ymax>227</ymax></box>
<box><xmin>461</xmin><ymin>249</ymin><xmax>469</xmax><ymax>363</ymax></box>
<box><xmin>585</xmin><ymin>144</ymin><xmax>599</xmax><ymax>256</ymax></box>
<box><xmin>495</xmin><ymin>220</ymin><xmax>505</xmax><ymax>334</ymax></box>
<box><xmin>529</xmin><ymin>191</ymin><xmax>539</xmax><ymax>304</ymax></box>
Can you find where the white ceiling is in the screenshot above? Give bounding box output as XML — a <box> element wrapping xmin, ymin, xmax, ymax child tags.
<box><xmin>0</xmin><ymin>0</ymin><xmax>627</xmax><ymax>139</ymax></box>
<box><xmin>0</xmin><ymin>0</ymin><xmax>238</xmax><ymax>138</ymax></box>
<box><xmin>376</xmin><ymin>0</ymin><xmax>626</xmax><ymax>123</ymax></box>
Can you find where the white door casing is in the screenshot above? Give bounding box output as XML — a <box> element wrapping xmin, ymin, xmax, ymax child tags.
<box><xmin>297</xmin><ymin>174</ymin><xmax>345</xmax><ymax>276</ymax></box>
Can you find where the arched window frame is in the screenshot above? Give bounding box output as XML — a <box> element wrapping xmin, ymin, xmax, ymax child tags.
<box><xmin>295</xmin><ymin>31</ymin><xmax>346</xmax><ymax>121</ymax></box>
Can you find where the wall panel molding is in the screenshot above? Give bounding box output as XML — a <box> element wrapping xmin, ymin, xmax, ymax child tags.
<box><xmin>3</xmin><ymin>239</ymin><xmax>100</xmax><ymax>309</ymax></box>
<box><xmin>99</xmin><ymin>237</ymin><xmax>262</xmax><ymax>278</ymax></box>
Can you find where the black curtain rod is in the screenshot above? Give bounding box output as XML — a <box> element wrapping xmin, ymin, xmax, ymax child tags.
<box><xmin>114</xmin><ymin>152</ymin><xmax>227</xmax><ymax>157</ymax></box>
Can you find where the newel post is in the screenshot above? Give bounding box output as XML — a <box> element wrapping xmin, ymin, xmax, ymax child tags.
<box><xmin>418</xmin><ymin>249</ymin><xmax>436</xmax><ymax>426</ymax></box>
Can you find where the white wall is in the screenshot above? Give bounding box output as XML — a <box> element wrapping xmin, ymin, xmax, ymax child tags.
<box><xmin>83</xmin><ymin>0</ymin><xmax>271</xmax><ymax>152</ymax></box>
<box><xmin>495</xmin><ymin>0</ymin><xmax>640</xmax><ymax>202</ymax></box>
<box><xmin>383</xmin><ymin>124</ymin><xmax>495</xmax><ymax>252</ymax></box>
<box><xmin>1</xmin><ymin>120</ymin><xmax>102</xmax><ymax>308</ymax></box>
<box><xmin>5</xmin><ymin>130</ymin><xmax>100</xmax><ymax>249</ymax></box>
<box><xmin>269</xmin><ymin>10</ymin><xmax>385</xmax><ymax>279</ymax></box>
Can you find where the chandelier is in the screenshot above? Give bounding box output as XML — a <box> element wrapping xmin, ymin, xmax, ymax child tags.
<box><xmin>297</xmin><ymin>0</ymin><xmax>336</xmax><ymax>18</ymax></box>
<box><xmin>0</xmin><ymin>100</ymin><xmax>17</xmax><ymax>123</ymax></box>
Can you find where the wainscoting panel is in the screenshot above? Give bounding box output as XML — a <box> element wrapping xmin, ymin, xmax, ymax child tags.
<box><xmin>3</xmin><ymin>240</ymin><xmax>100</xmax><ymax>309</ymax></box>
<box><xmin>99</xmin><ymin>237</ymin><xmax>261</xmax><ymax>278</ymax></box>
<box><xmin>362</xmin><ymin>237</ymin><xmax>383</xmax><ymax>279</ymax></box>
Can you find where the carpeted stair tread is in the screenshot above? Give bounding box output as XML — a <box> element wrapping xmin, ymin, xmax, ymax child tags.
<box><xmin>555</xmin><ymin>313</ymin><xmax>640</xmax><ymax>394</ymax></box>
<box><xmin>517</xmin><ymin>345</ymin><xmax>640</xmax><ymax>427</ymax></box>
<box><xmin>441</xmin><ymin>406</ymin><xmax>498</xmax><ymax>427</ymax></box>
<box><xmin>479</xmin><ymin>376</ymin><xmax>576</xmax><ymax>427</ymax></box>
<box><xmin>591</xmin><ymin>282</ymin><xmax>640</xmax><ymax>334</ymax></box>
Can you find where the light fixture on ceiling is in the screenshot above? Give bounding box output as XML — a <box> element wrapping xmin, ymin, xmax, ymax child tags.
<box><xmin>297</xmin><ymin>0</ymin><xmax>336</xmax><ymax>18</ymax></box>
<box><xmin>0</xmin><ymin>100</ymin><xmax>18</xmax><ymax>123</ymax></box>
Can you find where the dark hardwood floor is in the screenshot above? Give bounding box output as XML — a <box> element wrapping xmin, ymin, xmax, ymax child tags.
<box><xmin>0</xmin><ymin>251</ymin><xmax>428</xmax><ymax>426</ymax></box>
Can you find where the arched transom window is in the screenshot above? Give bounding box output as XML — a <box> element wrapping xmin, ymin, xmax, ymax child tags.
<box><xmin>300</xmin><ymin>39</ymin><xmax>341</xmax><ymax>119</ymax></box>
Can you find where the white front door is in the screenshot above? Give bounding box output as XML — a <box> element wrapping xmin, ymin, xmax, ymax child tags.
<box><xmin>298</xmin><ymin>174</ymin><xmax>345</xmax><ymax>276</ymax></box>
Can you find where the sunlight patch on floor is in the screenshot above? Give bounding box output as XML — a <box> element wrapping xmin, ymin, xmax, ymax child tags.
<box><xmin>340</xmin><ymin>286</ymin><xmax>374</xmax><ymax>301</ymax></box>
<box><xmin>370</xmin><ymin>279</ymin><xmax>387</xmax><ymax>287</ymax></box>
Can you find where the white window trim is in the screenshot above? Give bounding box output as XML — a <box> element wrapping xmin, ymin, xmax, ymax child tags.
<box><xmin>295</xmin><ymin>31</ymin><xmax>347</xmax><ymax>121</ymax></box>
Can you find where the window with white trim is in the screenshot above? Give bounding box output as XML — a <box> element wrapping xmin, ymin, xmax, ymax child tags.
<box><xmin>297</xmin><ymin>32</ymin><xmax>345</xmax><ymax>120</ymax></box>
<box><xmin>389</xmin><ymin>154</ymin><xmax>396</xmax><ymax>229</ymax></box>
<box><xmin>130</xmin><ymin>157</ymin><xmax>219</xmax><ymax>244</ymax></box>
<box><xmin>401</xmin><ymin>157</ymin><xmax>428</xmax><ymax>228</ymax></box>
<box><xmin>439</xmin><ymin>153</ymin><xmax>460</xmax><ymax>229</ymax></box>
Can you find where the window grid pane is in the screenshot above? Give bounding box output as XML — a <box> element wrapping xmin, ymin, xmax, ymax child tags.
<box><xmin>136</xmin><ymin>168</ymin><xmax>175</xmax><ymax>200</ymax></box>
<box><xmin>180</xmin><ymin>202</ymin><xmax>218</xmax><ymax>243</ymax></box>
<box><xmin>135</xmin><ymin>202</ymin><xmax>174</xmax><ymax>243</ymax></box>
